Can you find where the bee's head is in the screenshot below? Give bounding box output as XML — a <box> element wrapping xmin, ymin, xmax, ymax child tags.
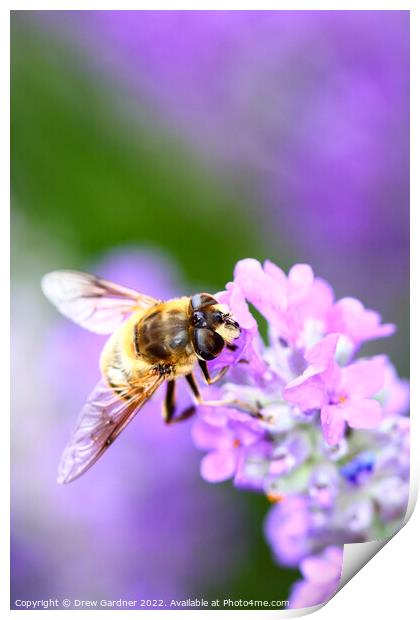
<box><xmin>189</xmin><ymin>293</ymin><xmax>241</xmax><ymax>361</ymax></box>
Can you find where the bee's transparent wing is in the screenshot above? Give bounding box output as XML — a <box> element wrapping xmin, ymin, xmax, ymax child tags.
<box><xmin>42</xmin><ymin>270</ymin><xmax>160</xmax><ymax>334</ymax></box>
<box><xmin>57</xmin><ymin>373</ymin><xmax>164</xmax><ymax>484</ymax></box>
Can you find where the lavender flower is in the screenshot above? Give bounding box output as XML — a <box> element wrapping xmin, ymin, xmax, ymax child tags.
<box><xmin>284</xmin><ymin>338</ymin><xmax>385</xmax><ymax>445</ymax></box>
<box><xmin>191</xmin><ymin>258</ymin><xmax>409</xmax><ymax>607</ymax></box>
<box><xmin>289</xmin><ymin>546</ymin><xmax>343</xmax><ymax>609</ymax></box>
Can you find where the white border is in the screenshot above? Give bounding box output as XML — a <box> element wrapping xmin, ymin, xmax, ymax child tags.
<box><xmin>3</xmin><ymin>2</ymin><xmax>416</xmax><ymax>619</ymax></box>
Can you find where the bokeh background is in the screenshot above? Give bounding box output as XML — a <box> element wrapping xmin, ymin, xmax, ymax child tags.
<box><xmin>11</xmin><ymin>10</ymin><xmax>409</xmax><ymax>609</ymax></box>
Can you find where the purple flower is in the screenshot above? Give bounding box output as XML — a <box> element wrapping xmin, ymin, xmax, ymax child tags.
<box><xmin>234</xmin><ymin>259</ymin><xmax>334</xmax><ymax>348</ymax></box>
<box><xmin>190</xmin><ymin>257</ymin><xmax>408</xmax><ymax>598</ymax></box>
<box><xmin>210</xmin><ymin>281</ymin><xmax>268</xmax><ymax>379</ymax></box>
<box><xmin>264</xmin><ymin>495</ymin><xmax>313</xmax><ymax>566</ymax></box>
<box><xmin>381</xmin><ymin>359</ymin><xmax>410</xmax><ymax>417</ymax></box>
<box><xmin>268</xmin><ymin>431</ymin><xmax>311</xmax><ymax>477</ymax></box>
<box><xmin>289</xmin><ymin>546</ymin><xmax>343</xmax><ymax>609</ymax></box>
<box><xmin>191</xmin><ymin>411</ymin><xmax>264</xmax><ymax>483</ymax></box>
<box><xmin>326</xmin><ymin>298</ymin><xmax>395</xmax><ymax>348</ymax></box>
<box><xmin>308</xmin><ymin>464</ymin><xmax>339</xmax><ymax>509</ymax></box>
<box><xmin>284</xmin><ymin>337</ymin><xmax>385</xmax><ymax>444</ymax></box>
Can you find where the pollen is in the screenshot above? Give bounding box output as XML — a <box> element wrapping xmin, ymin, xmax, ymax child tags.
<box><xmin>338</xmin><ymin>395</ymin><xmax>347</xmax><ymax>404</ymax></box>
<box><xmin>267</xmin><ymin>492</ymin><xmax>285</xmax><ymax>503</ymax></box>
<box><xmin>232</xmin><ymin>438</ymin><xmax>241</xmax><ymax>448</ymax></box>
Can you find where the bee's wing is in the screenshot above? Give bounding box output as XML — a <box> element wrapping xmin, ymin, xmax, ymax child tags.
<box><xmin>41</xmin><ymin>270</ymin><xmax>160</xmax><ymax>334</ymax></box>
<box><xmin>57</xmin><ymin>373</ymin><xmax>165</xmax><ymax>484</ymax></box>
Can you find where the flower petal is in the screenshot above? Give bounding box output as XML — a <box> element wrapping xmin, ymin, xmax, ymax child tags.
<box><xmin>263</xmin><ymin>259</ymin><xmax>288</xmax><ymax>288</ymax></box>
<box><xmin>341</xmin><ymin>398</ymin><xmax>383</xmax><ymax>429</ymax></box>
<box><xmin>320</xmin><ymin>405</ymin><xmax>346</xmax><ymax>445</ymax></box>
<box><xmin>216</xmin><ymin>281</ymin><xmax>257</xmax><ymax>331</ymax></box>
<box><xmin>191</xmin><ymin>418</ymin><xmax>232</xmax><ymax>450</ymax></box>
<box><xmin>341</xmin><ymin>357</ymin><xmax>385</xmax><ymax>398</ymax></box>
<box><xmin>289</xmin><ymin>579</ymin><xmax>335</xmax><ymax>609</ymax></box>
<box><xmin>234</xmin><ymin>258</ymin><xmax>289</xmax><ymax>337</ymax></box>
<box><xmin>288</xmin><ymin>264</ymin><xmax>314</xmax><ymax>302</ymax></box>
<box><xmin>327</xmin><ymin>297</ymin><xmax>395</xmax><ymax>345</ymax></box>
<box><xmin>301</xmin><ymin>554</ymin><xmax>341</xmax><ymax>584</ymax></box>
<box><xmin>302</xmin><ymin>277</ymin><xmax>335</xmax><ymax>320</ymax></box>
<box><xmin>200</xmin><ymin>449</ymin><xmax>238</xmax><ymax>483</ymax></box>
<box><xmin>195</xmin><ymin>403</ymin><xmax>230</xmax><ymax>427</ymax></box>
<box><xmin>382</xmin><ymin>361</ymin><xmax>410</xmax><ymax>417</ymax></box>
<box><xmin>323</xmin><ymin>546</ymin><xmax>344</xmax><ymax>568</ymax></box>
<box><xmin>305</xmin><ymin>333</ymin><xmax>339</xmax><ymax>371</ymax></box>
<box><xmin>284</xmin><ymin>372</ymin><xmax>327</xmax><ymax>410</ymax></box>
<box><xmin>234</xmin><ymin>258</ymin><xmax>286</xmax><ymax>310</ymax></box>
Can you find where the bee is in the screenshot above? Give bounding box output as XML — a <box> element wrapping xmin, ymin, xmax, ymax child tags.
<box><xmin>42</xmin><ymin>270</ymin><xmax>244</xmax><ymax>484</ymax></box>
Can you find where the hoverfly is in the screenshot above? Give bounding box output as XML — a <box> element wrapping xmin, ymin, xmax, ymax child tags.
<box><xmin>42</xmin><ymin>270</ymin><xmax>246</xmax><ymax>484</ymax></box>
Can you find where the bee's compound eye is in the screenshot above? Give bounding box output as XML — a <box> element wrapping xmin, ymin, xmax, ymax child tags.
<box><xmin>193</xmin><ymin>328</ymin><xmax>225</xmax><ymax>361</ymax></box>
<box><xmin>192</xmin><ymin>311</ymin><xmax>207</xmax><ymax>328</ymax></box>
<box><xmin>214</xmin><ymin>311</ymin><xmax>224</xmax><ymax>324</ymax></box>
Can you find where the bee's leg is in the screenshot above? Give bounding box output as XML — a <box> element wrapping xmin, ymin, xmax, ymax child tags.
<box><xmin>163</xmin><ymin>379</ymin><xmax>196</xmax><ymax>425</ymax></box>
<box><xmin>185</xmin><ymin>372</ymin><xmax>201</xmax><ymax>400</ymax></box>
<box><xmin>198</xmin><ymin>360</ymin><xmax>229</xmax><ymax>385</ymax></box>
<box><xmin>171</xmin><ymin>405</ymin><xmax>196</xmax><ymax>423</ymax></box>
<box><xmin>186</xmin><ymin>371</ymin><xmax>263</xmax><ymax>420</ymax></box>
<box><xmin>162</xmin><ymin>380</ymin><xmax>177</xmax><ymax>424</ymax></box>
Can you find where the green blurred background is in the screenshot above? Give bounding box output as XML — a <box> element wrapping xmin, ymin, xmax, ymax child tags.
<box><xmin>11</xmin><ymin>19</ymin><xmax>268</xmax><ymax>284</ymax></box>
